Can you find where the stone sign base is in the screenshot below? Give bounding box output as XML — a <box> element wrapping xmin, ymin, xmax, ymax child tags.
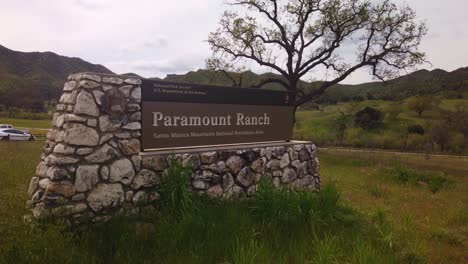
<box><xmin>26</xmin><ymin>73</ymin><xmax>320</xmax><ymax>225</ymax></box>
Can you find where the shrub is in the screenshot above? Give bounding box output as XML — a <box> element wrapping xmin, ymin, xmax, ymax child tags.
<box><xmin>407</xmin><ymin>124</ymin><xmax>425</xmax><ymax>135</ymax></box>
<box><xmin>354</xmin><ymin>107</ymin><xmax>383</xmax><ymax>130</ymax></box>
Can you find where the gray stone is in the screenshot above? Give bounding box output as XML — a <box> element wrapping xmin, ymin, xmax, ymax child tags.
<box><xmin>53</xmin><ymin>144</ymin><xmax>75</xmax><ymax>154</ymax></box>
<box><xmin>148</xmin><ymin>192</ymin><xmax>160</xmax><ymax>203</ymax></box>
<box><xmin>100</xmin><ymin>166</ymin><xmax>109</xmax><ymax>180</ymax></box>
<box><xmin>99</xmin><ymin>133</ymin><xmax>114</xmax><ymax>144</ymax></box>
<box><xmin>76</xmin><ymin>147</ymin><xmax>94</xmax><ymax>155</ymax></box>
<box><xmin>291</xmin><ymin>160</ymin><xmax>301</xmax><ymax>169</ymax></box>
<box><xmin>297</xmin><ymin>162</ymin><xmax>309</xmax><ymax>178</ymax></box>
<box><xmin>127</xmin><ymin>104</ymin><xmax>140</xmax><ymax>112</ymax></box>
<box><xmin>125</xmin><ymin>191</ymin><xmax>134</xmax><ymax>201</ymax></box>
<box><xmin>85</xmin><ymin>144</ymin><xmax>119</xmax><ymax>163</ymax></box>
<box><xmin>87</xmin><ymin>119</ymin><xmax>97</xmax><ymax>127</ymax></box>
<box><xmin>63</xmin><ymin>114</ymin><xmax>87</xmax><ymax>122</ymax></box>
<box><xmin>131</xmin><ymin>155</ymin><xmax>142</xmax><ymax>171</ymax></box>
<box><xmin>299</xmin><ymin>149</ymin><xmax>310</xmax><ymax>161</ymax></box>
<box><xmin>226</xmin><ymin>155</ymin><xmax>245</xmax><ymax>174</ymax></box>
<box><xmin>272</xmin><ymin>170</ymin><xmax>282</xmax><ymax>178</ymax></box>
<box><xmin>142</xmin><ymin>156</ymin><xmax>168</xmax><ymax>171</ymax></box>
<box><xmin>222</xmin><ymin>173</ymin><xmax>235</xmax><ymax>191</ymax></box>
<box><xmin>50</xmin><ymin>203</ymin><xmax>88</xmax><ymax>217</ymax></box>
<box><xmin>63</xmin><ymin>81</ymin><xmax>77</xmax><ymax>91</ymax></box>
<box><xmin>273</xmin><ymin>146</ymin><xmax>286</xmax><ymax>158</ymax></box>
<box><xmin>92</xmin><ymin>90</ymin><xmax>104</xmax><ymax>105</ymax></box>
<box><xmin>36</xmin><ymin>162</ymin><xmax>47</xmax><ymax>178</ymax></box>
<box><xmin>119</xmin><ymin>85</ymin><xmax>133</xmax><ymax>96</ymax></box>
<box><xmin>63</xmin><ymin>123</ymin><xmax>99</xmax><ymax>146</ymax></box>
<box><xmin>82</xmin><ymin>74</ymin><xmax>101</xmax><ymax>82</ymax></box>
<box><xmin>272</xmin><ymin>177</ymin><xmax>281</xmax><ymax>188</ymax></box>
<box><xmin>87</xmin><ymin>183</ymin><xmax>124</xmax><ymax>212</ymax></box>
<box><xmin>67</xmin><ymin>105</ymin><xmax>74</xmax><ymax>112</ymax></box>
<box><xmin>288</xmin><ymin>148</ymin><xmax>299</xmax><ymax>161</ymax></box>
<box><xmin>224</xmin><ymin>185</ymin><xmax>244</xmax><ymax>199</ymax></box>
<box><xmin>109</xmin><ymin>158</ymin><xmax>135</xmax><ymax>185</ymax></box>
<box><xmin>207</xmin><ymin>185</ymin><xmax>223</xmax><ymax>198</ymax></box>
<box><xmin>129</xmin><ymin>112</ymin><xmax>141</xmax><ymax>121</ymax></box>
<box><xmin>28</xmin><ymin>177</ymin><xmax>39</xmax><ymax>197</ymax></box>
<box><xmin>59</xmin><ymin>90</ymin><xmax>78</xmax><ymax>104</ymax></box>
<box><xmin>75</xmin><ymin>165</ymin><xmax>99</xmax><ymax>192</ymax></box>
<box><xmin>45</xmin><ymin>155</ymin><xmax>79</xmax><ymax>166</ymax></box>
<box><xmin>45</xmin><ymin>181</ymin><xmax>76</xmax><ymax>198</ymax></box>
<box><xmin>78</xmin><ymin>80</ymin><xmax>100</xmax><ymax>89</ymax></box>
<box><xmin>266</xmin><ymin>159</ymin><xmax>281</xmax><ymax>170</ymax></box>
<box><xmin>102</xmin><ymin>85</ymin><xmax>114</xmax><ymax>91</ymax></box>
<box><xmin>282</xmin><ymin>167</ymin><xmax>297</xmax><ymax>183</ymax></box>
<box><xmin>115</xmin><ymin>132</ymin><xmax>131</xmax><ymax>139</ymax></box>
<box><xmin>293</xmin><ymin>144</ymin><xmax>304</xmax><ymax>151</ymax></box>
<box><xmin>99</xmin><ymin>115</ymin><xmax>121</xmax><ymax>132</ymax></box>
<box><xmin>200</xmin><ymin>152</ymin><xmax>217</xmax><ymax>164</ymax></box>
<box><xmin>193</xmin><ymin>179</ymin><xmax>208</xmax><ymax>190</ymax></box>
<box><xmin>124</xmin><ymin>78</ymin><xmax>142</xmax><ymax>85</ymax></box>
<box><xmin>280</xmin><ymin>153</ymin><xmax>290</xmax><ymax>168</ymax></box>
<box><xmin>122</xmin><ymin>122</ymin><xmax>141</xmax><ymax>130</ymax></box>
<box><xmin>237</xmin><ymin>167</ymin><xmax>256</xmax><ymax>187</ymax></box>
<box><xmin>132</xmin><ymin>191</ymin><xmax>148</xmax><ymax>204</ymax></box>
<box><xmin>103</xmin><ymin>76</ymin><xmax>123</xmax><ymax>84</ymax></box>
<box><xmin>56</xmin><ymin>104</ymin><xmax>67</xmax><ymax>111</ymax></box>
<box><xmin>131</xmin><ymin>87</ymin><xmax>141</xmax><ymax>102</ymax></box>
<box><xmin>182</xmin><ymin>154</ymin><xmax>201</xmax><ymax>168</ymax></box>
<box><xmin>131</xmin><ymin>169</ymin><xmax>160</xmax><ymax>189</ymax></box>
<box><xmin>38</xmin><ymin>178</ymin><xmax>50</xmax><ymax>189</ymax></box>
<box><xmin>201</xmin><ymin>161</ymin><xmax>226</xmax><ymax>174</ymax></box>
<box><xmin>46</xmin><ymin>166</ymin><xmax>70</xmax><ymax>180</ymax></box>
<box><xmin>72</xmin><ymin>193</ymin><xmax>86</xmax><ymax>201</ymax></box>
<box><xmin>251</xmin><ymin>158</ymin><xmax>266</xmax><ymax>173</ymax></box>
<box><xmin>118</xmin><ymin>139</ymin><xmax>140</xmax><ymax>155</ymax></box>
<box><xmin>74</xmin><ymin>90</ymin><xmax>99</xmax><ymax>116</ymax></box>
<box><xmin>247</xmin><ymin>185</ymin><xmax>257</xmax><ymax>196</ymax></box>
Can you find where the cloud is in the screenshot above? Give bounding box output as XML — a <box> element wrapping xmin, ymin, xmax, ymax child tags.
<box><xmin>74</xmin><ymin>0</ymin><xmax>110</xmax><ymax>9</ymax></box>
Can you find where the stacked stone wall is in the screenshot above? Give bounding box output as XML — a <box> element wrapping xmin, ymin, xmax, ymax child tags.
<box><xmin>26</xmin><ymin>73</ymin><xmax>320</xmax><ymax>224</ymax></box>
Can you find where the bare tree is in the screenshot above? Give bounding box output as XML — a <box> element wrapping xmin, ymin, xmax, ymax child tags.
<box><xmin>207</xmin><ymin>0</ymin><xmax>427</xmax><ymax>111</ymax></box>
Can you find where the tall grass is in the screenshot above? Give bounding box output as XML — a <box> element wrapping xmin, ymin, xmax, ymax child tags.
<box><xmin>0</xmin><ymin>156</ymin><xmax>409</xmax><ymax>263</ymax></box>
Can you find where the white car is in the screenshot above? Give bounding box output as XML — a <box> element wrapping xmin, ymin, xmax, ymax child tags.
<box><xmin>0</xmin><ymin>124</ymin><xmax>14</xmax><ymax>129</ymax></box>
<box><xmin>0</xmin><ymin>128</ymin><xmax>36</xmax><ymax>141</ymax></box>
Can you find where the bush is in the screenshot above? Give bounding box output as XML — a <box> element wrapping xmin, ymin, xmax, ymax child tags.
<box><xmin>407</xmin><ymin>125</ymin><xmax>425</xmax><ymax>135</ymax></box>
<box><xmin>354</xmin><ymin>107</ymin><xmax>383</xmax><ymax>130</ymax></box>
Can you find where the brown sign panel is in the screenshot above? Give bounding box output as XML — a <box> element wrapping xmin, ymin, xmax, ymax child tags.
<box><xmin>141</xmin><ymin>102</ymin><xmax>294</xmax><ymax>150</ymax></box>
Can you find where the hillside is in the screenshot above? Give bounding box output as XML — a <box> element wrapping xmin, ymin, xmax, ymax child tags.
<box><xmin>0</xmin><ymin>45</ymin><xmax>113</xmax><ymax>110</ymax></box>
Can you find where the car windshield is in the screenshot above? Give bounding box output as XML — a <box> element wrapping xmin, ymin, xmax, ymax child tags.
<box><xmin>4</xmin><ymin>129</ymin><xmax>25</xmax><ymax>134</ymax></box>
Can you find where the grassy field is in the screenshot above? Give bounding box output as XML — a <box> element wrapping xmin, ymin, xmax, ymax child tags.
<box><xmin>0</xmin><ymin>142</ymin><xmax>466</xmax><ymax>263</ymax></box>
<box><xmin>294</xmin><ymin>99</ymin><xmax>468</xmax><ymax>154</ymax></box>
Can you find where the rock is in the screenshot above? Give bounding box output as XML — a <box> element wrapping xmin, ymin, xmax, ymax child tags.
<box><xmin>129</xmin><ymin>112</ymin><xmax>141</xmax><ymax>121</ymax></box>
<box><xmin>115</xmin><ymin>132</ymin><xmax>131</xmax><ymax>139</ymax></box>
<box><xmin>109</xmin><ymin>158</ymin><xmax>136</xmax><ymax>185</ymax></box>
<box><xmin>122</xmin><ymin>122</ymin><xmax>141</xmax><ymax>130</ymax></box>
<box><xmin>46</xmin><ymin>166</ymin><xmax>70</xmax><ymax>180</ymax></box>
<box><xmin>76</xmin><ymin>147</ymin><xmax>94</xmax><ymax>155</ymax></box>
<box><xmin>207</xmin><ymin>185</ymin><xmax>223</xmax><ymax>198</ymax></box>
<box><xmin>119</xmin><ymin>85</ymin><xmax>133</xmax><ymax>96</ymax></box>
<box><xmin>99</xmin><ymin>134</ymin><xmax>114</xmax><ymax>144</ymax></box>
<box><xmin>28</xmin><ymin>177</ymin><xmax>39</xmax><ymax>197</ymax></box>
<box><xmin>92</xmin><ymin>90</ymin><xmax>105</xmax><ymax>105</ymax></box>
<box><xmin>75</xmin><ymin>165</ymin><xmax>99</xmax><ymax>192</ymax></box>
<box><xmin>251</xmin><ymin>158</ymin><xmax>266</xmax><ymax>173</ymax></box>
<box><xmin>280</xmin><ymin>153</ymin><xmax>290</xmax><ymax>168</ymax></box>
<box><xmin>103</xmin><ymin>76</ymin><xmax>123</xmax><ymax>84</ymax></box>
<box><xmin>131</xmin><ymin>155</ymin><xmax>142</xmax><ymax>171</ymax></box>
<box><xmin>237</xmin><ymin>167</ymin><xmax>256</xmax><ymax>187</ymax></box>
<box><xmin>222</xmin><ymin>173</ymin><xmax>235</xmax><ymax>191</ymax></box>
<box><xmin>78</xmin><ymin>80</ymin><xmax>100</xmax><ymax>89</ymax></box>
<box><xmin>45</xmin><ymin>155</ymin><xmax>79</xmax><ymax>166</ymax></box>
<box><xmin>272</xmin><ymin>177</ymin><xmax>281</xmax><ymax>188</ymax></box>
<box><xmin>127</xmin><ymin>104</ymin><xmax>140</xmax><ymax>112</ymax></box>
<box><xmin>282</xmin><ymin>167</ymin><xmax>297</xmax><ymax>183</ymax></box>
<box><xmin>247</xmin><ymin>185</ymin><xmax>257</xmax><ymax>196</ymax></box>
<box><xmin>53</xmin><ymin>144</ymin><xmax>75</xmax><ymax>154</ymax></box>
<box><xmin>272</xmin><ymin>170</ymin><xmax>282</xmax><ymax>178</ymax></box>
<box><xmin>84</xmin><ymin>144</ymin><xmax>119</xmax><ymax>163</ymax></box>
<box><xmin>193</xmin><ymin>179</ymin><xmax>208</xmax><ymax>190</ymax></box>
<box><xmin>63</xmin><ymin>81</ymin><xmax>77</xmax><ymax>91</ymax></box>
<box><xmin>131</xmin><ymin>169</ymin><xmax>160</xmax><ymax>189</ymax></box>
<box><xmin>87</xmin><ymin>183</ymin><xmax>124</xmax><ymax>212</ymax></box>
<box><xmin>38</xmin><ymin>178</ymin><xmax>50</xmax><ymax>189</ymax></box>
<box><xmin>266</xmin><ymin>159</ymin><xmax>281</xmax><ymax>170</ymax></box>
<box><xmin>142</xmin><ymin>156</ymin><xmax>168</xmax><ymax>171</ymax></box>
<box><xmin>132</xmin><ymin>191</ymin><xmax>148</xmax><ymax>204</ymax></box>
<box><xmin>45</xmin><ymin>181</ymin><xmax>76</xmax><ymax>198</ymax></box>
<box><xmin>201</xmin><ymin>161</ymin><xmax>226</xmax><ymax>174</ymax></box>
<box><xmin>224</xmin><ymin>185</ymin><xmax>244</xmax><ymax>199</ymax></box>
<box><xmin>226</xmin><ymin>155</ymin><xmax>245</xmax><ymax>174</ymax></box>
<box><xmin>291</xmin><ymin>160</ymin><xmax>301</xmax><ymax>169</ymax></box>
<box><xmin>298</xmin><ymin>149</ymin><xmax>310</xmax><ymax>161</ymax></box>
<box><xmin>124</xmin><ymin>78</ymin><xmax>141</xmax><ymax>85</ymax></box>
<box><xmin>99</xmin><ymin>115</ymin><xmax>121</xmax><ymax>132</ymax></box>
<box><xmin>273</xmin><ymin>146</ymin><xmax>286</xmax><ymax>158</ymax></box>
<box><xmin>63</xmin><ymin>114</ymin><xmax>87</xmax><ymax>122</ymax></box>
<box><xmin>63</xmin><ymin>123</ymin><xmax>99</xmax><ymax>146</ymax></box>
<box><xmin>200</xmin><ymin>152</ymin><xmax>217</xmax><ymax>164</ymax></box>
<box><xmin>125</xmin><ymin>191</ymin><xmax>134</xmax><ymax>201</ymax></box>
<box><xmin>130</xmin><ymin>87</ymin><xmax>141</xmax><ymax>102</ymax></box>
<box><xmin>82</xmin><ymin>74</ymin><xmax>101</xmax><ymax>82</ymax></box>
<box><xmin>59</xmin><ymin>90</ymin><xmax>78</xmax><ymax>104</ymax></box>
<box><xmin>72</xmin><ymin>193</ymin><xmax>86</xmax><ymax>201</ymax></box>
<box><xmin>56</xmin><ymin>104</ymin><xmax>67</xmax><ymax>111</ymax></box>
<box><xmin>36</xmin><ymin>162</ymin><xmax>47</xmax><ymax>177</ymax></box>
<box><xmin>148</xmin><ymin>192</ymin><xmax>160</xmax><ymax>203</ymax></box>
<box><xmin>87</xmin><ymin>119</ymin><xmax>97</xmax><ymax>127</ymax></box>
<box><xmin>297</xmin><ymin>162</ymin><xmax>309</xmax><ymax>178</ymax></box>
<box><xmin>182</xmin><ymin>154</ymin><xmax>201</xmax><ymax>168</ymax></box>
<box><xmin>288</xmin><ymin>148</ymin><xmax>299</xmax><ymax>161</ymax></box>
<box><xmin>118</xmin><ymin>139</ymin><xmax>141</xmax><ymax>155</ymax></box>
<box><xmin>74</xmin><ymin>90</ymin><xmax>100</xmax><ymax>116</ymax></box>
<box><xmin>100</xmin><ymin>166</ymin><xmax>109</xmax><ymax>180</ymax></box>
<box><xmin>264</xmin><ymin>147</ymin><xmax>273</xmax><ymax>159</ymax></box>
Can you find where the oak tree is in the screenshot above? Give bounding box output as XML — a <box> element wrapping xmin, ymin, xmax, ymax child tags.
<box><xmin>207</xmin><ymin>0</ymin><xmax>427</xmax><ymax>111</ymax></box>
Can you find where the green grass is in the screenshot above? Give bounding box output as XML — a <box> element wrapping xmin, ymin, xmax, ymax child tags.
<box><xmin>0</xmin><ymin>142</ymin><xmax>466</xmax><ymax>263</ymax></box>
<box><xmin>0</xmin><ymin>117</ymin><xmax>51</xmax><ymax>129</ymax></box>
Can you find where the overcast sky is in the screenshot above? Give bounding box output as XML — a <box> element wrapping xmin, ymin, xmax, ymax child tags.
<box><xmin>1</xmin><ymin>0</ymin><xmax>467</xmax><ymax>84</ymax></box>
